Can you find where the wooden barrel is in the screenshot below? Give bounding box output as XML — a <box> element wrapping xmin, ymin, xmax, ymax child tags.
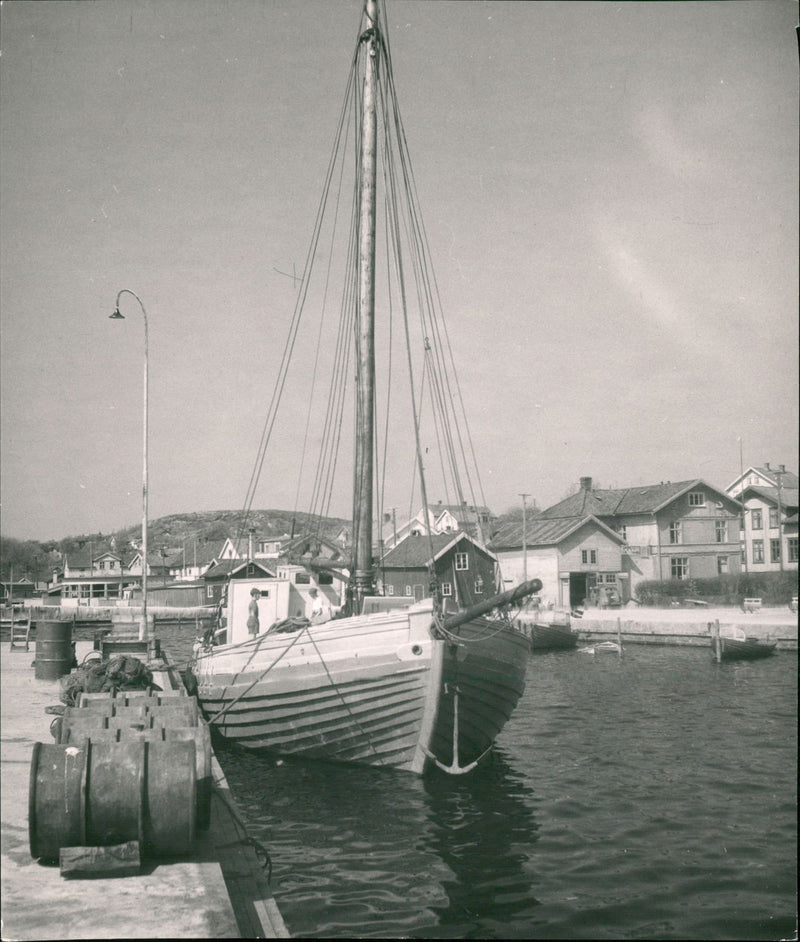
<box><xmin>34</xmin><ymin>621</ymin><xmax>73</xmax><ymax>681</ymax></box>
<box><xmin>29</xmin><ymin>740</ymin><xmax>196</xmax><ymax>859</ymax></box>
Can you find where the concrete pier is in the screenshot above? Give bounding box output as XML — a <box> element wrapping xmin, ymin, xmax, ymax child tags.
<box><xmin>575</xmin><ymin>605</ymin><xmax>797</xmax><ymax>649</ymax></box>
<box><xmin>1</xmin><ymin>640</ymin><xmax>288</xmax><ymax>940</ymax></box>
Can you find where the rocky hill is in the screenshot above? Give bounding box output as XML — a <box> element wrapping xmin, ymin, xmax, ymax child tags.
<box><xmin>0</xmin><ymin>509</ymin><xmax>351</xmax><ymax>578</ymax></box>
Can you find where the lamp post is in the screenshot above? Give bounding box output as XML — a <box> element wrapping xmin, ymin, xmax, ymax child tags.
<box><xmin>110</xmin><ymin>290</ymin><xmax>150</xmax><ymax>651</ymax></box>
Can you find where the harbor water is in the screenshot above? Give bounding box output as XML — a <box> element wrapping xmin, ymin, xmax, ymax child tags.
<box><xmin>162</xmin><ymin>628</ymin><xmax>797</xmax><ymax>939</ymax></box>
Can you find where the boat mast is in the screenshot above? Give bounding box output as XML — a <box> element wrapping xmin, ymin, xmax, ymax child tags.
<box><xmin>352</xmin><ymin>0</ymin><xmax>379</xmax><ymax>612</ymax></box>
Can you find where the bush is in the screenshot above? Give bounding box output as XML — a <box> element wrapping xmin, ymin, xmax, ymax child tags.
<box><xmin>634</xmin><ymin>571</ymin><xmax>797</xmax><ymax>607</ymax></box>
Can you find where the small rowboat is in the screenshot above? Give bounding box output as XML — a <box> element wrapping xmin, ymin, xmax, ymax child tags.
<box><xmin>714</xmin><ymin>625</ymin><xmax>777</xmax><ymax>661</ymax></box>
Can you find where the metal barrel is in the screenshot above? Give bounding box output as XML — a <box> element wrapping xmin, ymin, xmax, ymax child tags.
<box><xmin>59</xmin><ymin>709</ymin><xmax>109</xmax><ymax>744</ymax></box>
<box><xmin>29</xmin><ymin>740</ymin><xmax>196</xmax><ymax>860</ymax></box>
<box><xmin>34</xmin><ymin>620</ymin><xmax>73</xmax><ymax>681</ymax></box>
<box><xmin>165</xmin><ymin>724</ymin><xmax>212</xmax><ymax>830</ymax></box>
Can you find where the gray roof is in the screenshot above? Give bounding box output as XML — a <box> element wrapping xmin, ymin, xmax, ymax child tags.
<box><xmin>740</xmin><ymin>485</ymin><xmax>798</xmax><ymax>510</ymax></box>
<box><xmin>489</xmin><ymin>515</ymin><xmax>624</xmax><ymax>550</ymax></box>
<box><xmin>539</xmin><ymin>479</ymin><xmax>740</xmax><ymax>519</ymax></box>
<box><xmin>382</xmin><ymin>532</ymin><xmax>493</xmax><ymax>569</ymax></box>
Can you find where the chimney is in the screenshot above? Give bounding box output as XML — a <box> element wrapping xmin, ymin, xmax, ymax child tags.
<box><xmin>579</xmin><ymin>476</ymin><xmax>593</xmax><ymax>491</ymax></box>
<box><xmin>779</xmin><ymin>464</ymin><xmax>786</xmax><ymax>473</ymax></box>
<box><xmin>764</xmin><ymin>462</ymin><xmax>771</xmax><ymax>471</ymax></box>
<box><xmin>248</xmin><ymin>527</ymin><xmax>255</xmax><ymax>561</ymax></box>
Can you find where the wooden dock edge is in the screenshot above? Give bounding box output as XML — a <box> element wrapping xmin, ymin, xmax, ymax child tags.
<box><xmin>207</xmin><ymin>752</ymin><xmax>290</xmax><ymax>939</ymax></box>
<box><xmin>153</xmin><ymin>651</ymin><xmax>290</xmax><ymax>938</ymax></box>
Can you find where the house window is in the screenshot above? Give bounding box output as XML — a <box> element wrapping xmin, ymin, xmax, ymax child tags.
<box><xmin>98</xmin><ymin>561</ymin><xmax>105</xmax><ymax>570</ymax></box>
<box><xmin>207</xmin><ymin>585</ymin><xmax>214</xmax><ymax>599</ymax></box>
<box><xmin>109</xmin><ymin>561</ymin><xmax>116</xmax><ymax>570</ymax></box>
<box><xmin>247</xmin><ymin>564</ymin><xmax>255</xmax><ymax>576</ymax></box>
<box><xmin>441</xmin><ymin>582</ymin><xmax>452</xmax><ymax>597</ymax></box>
<box><xmin>671</xmin><ymin>557</ymin><xmax>689</xmax><ymax>580</ymax></box>
<box><xmin>770</xmin><ymin>539</ymin><xmax>781</xmax><ymax>563</ymax></box>
<box><xmin>669</xmin><ymin>522</ymin><xmax>681</xmax><ymax>544</ymax></box>
<box><xmin>405</xmin><ymin>585</ymin><xmax>412</xmax><ymax>596</ymax></box>
<box><xmin>580</xmin><ymin>549</ymin><xmax>597</xmax><ymax>564</ymax></box>
<box><xmin>386</xmin><ymin>585</ymin><xmax>394</xmax><ymax>596</ymax></box>
<box><xmin>768</xmin><ymin>508</ymin><xmax>779</xmax><ymax>528</ymax></box>
<box><xmin>688</xmin><ymin>491</ymin><xmax>705</xmax><ymax>506</ymax></box>
<box><xmin>618</xmin><ymin>525</ymin><xmax>627</xmax><ymax>542</ymax></box>
<box><xmin>474</xmin><ymin>577</ymin><xmax>484</xmax><ymax>595</ymax></box>
<box><xmin>752</xmin><ymin>540</ymin><xmax>764</xmax><ymax>563</ymax></box>
<box><xmin>602</xmin><ymin>574</ymin><xmax>617</xmax><ymax>584</ymax></box>
<box><xmin>788</xmin><ymin>538</ymin><xmax>798</xmax><ymax>563</ymax></box>
<box><xmin>717</xmin><ymin>556</ymin><xmax>729</xmax><ymax>575</ymax></box>
<box><xmin>454</xmin><ymin>552</ymin><xmax>469</xmax><ymax>571</ymax></box>
<box><xmin>751</xmin><ymin>510</ymin><xmax>762</xmax><ymax>530</ymax></box>
<box><xmin>715</xmin><ymin>521</ymin><xmax>726</xmax><ymax>543</ymax></box>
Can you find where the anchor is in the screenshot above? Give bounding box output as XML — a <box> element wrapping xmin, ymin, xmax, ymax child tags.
<box><xmin>422</xmin><ymin>684</ymin><xmax>493</xmax><ymax>775</ymax></box>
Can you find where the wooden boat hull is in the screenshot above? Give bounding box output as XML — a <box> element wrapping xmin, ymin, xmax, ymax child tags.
<box><xmin>529</xmin><ymin>622</ymin><xmax>578</xmax><ymax>652</ymax></box>
<box><xmin>716</xmin><ymin>637</ymin><xmax>777</xmax><ymax>661</ymax></box>
<box><xmin>190</xmin><ymin>603</ymin><xmax>528</xmax><ymax>775</ymax></box>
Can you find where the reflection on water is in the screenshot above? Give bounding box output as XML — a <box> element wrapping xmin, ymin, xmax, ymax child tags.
<box><xmin>420</xmin><ymin>750</ymin><xmax>541</xmax><ymax>938</ymax></box>
<box><xmin>160</xmin><ymin>624</ymin><xmax>797</xmax><ymax>940</ymax></box>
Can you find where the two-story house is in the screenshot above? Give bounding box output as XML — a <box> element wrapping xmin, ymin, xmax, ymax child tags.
<box><xmin>489</xmin><ymin>515</ymin><xmax>626</xmax><ymax>609</ymax></box>
<box><xmin>379</xmin><ymin>532</ymin><xmax>497</xmax><ymax>609</ymax></box>
<box><xmin>537</xmin><ymin>477</ymin><xmax>743</xmax><ymax>600</ymax></box>
<box><xmin>52</xmin><ymin>550</ymin><xmax>140</xmax><ymax>606</ymax></box>
<box><xmin>725</xmin><ymin>464</ymin><xmax>798</xmax><ymax>571</ymax></box>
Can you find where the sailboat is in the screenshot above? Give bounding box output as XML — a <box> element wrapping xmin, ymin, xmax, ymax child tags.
<box><xmin>189</xmin><ymin>0</ymin><xmax>540</xmax><ymax>775</ymax></box>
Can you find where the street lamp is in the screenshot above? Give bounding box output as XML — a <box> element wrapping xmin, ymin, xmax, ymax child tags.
<box><xmin>110</xmin><ymin>289</ymin><xmax>150</xmax><ymax>651</ymax></box>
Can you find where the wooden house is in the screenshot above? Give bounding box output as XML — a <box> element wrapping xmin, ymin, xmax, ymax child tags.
<box><xmin>379</xmin><ymin>532</ymin><xmax>497</xmax><ymax>609</ymax></box>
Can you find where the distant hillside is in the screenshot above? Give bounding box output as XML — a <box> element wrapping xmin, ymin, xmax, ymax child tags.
<box><xmin>0</xmin><ymin>509</ymin><xmax>351</xmax><ymax>578</ymax></box>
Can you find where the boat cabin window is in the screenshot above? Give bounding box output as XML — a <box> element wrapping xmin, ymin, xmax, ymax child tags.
<box><xmin>294</xmin><ymin>573</ymin><xmax>311</xmax><ymax>584</ymax></box>
<box><xmin>318</xmin><ymin>573</ymin><xmax>334</xmax><ymax>585</ymax></box>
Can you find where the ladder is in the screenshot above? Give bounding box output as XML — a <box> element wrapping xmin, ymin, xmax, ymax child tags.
<box><xmin>9</xmin><ymin>611</ymin><xmax>31</xmax><ymax>651</ymax></box>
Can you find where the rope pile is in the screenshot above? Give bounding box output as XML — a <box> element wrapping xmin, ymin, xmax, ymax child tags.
<box><xmin>59</xmin><ymin>655</ymin><xmax>160</xmax><ymax>707</ymax></box>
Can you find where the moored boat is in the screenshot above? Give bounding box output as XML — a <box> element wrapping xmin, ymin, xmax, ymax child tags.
<box><xmin>190</xmin><ymin>0</ymin><xmax>538</xmax><ymax>775</ymax></box>
<box><xmin>516</xmin><ymin>608</ymin><xmax>578</xmax><ymax>652</ymax></box>
<box><xmin>713</xmin><ymin>625</ymin><xmax>777</xmax><ymax>662</ymax></box>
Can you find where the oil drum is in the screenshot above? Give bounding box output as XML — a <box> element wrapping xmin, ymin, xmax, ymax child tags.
<box><xmin>29</xmin><ymin>740</ymin><xmax>196</xmax><ymax>860</ymax></box>
<box><xmin>34</xmin><ymin>621</ymin><xmax>74</xmax><ymax>681</ymax></box>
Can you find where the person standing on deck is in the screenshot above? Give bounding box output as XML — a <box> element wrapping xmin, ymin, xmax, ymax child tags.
<box><xmin>247</xmin><ymin>587</ymin><xmax>260</xmax><ymax>636</ymax></box>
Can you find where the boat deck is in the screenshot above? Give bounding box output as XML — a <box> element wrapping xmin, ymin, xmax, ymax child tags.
<box><xmin>1</xmin><ymin>640</ymin><xmax>288</xmax><ymax>940</ymax></box>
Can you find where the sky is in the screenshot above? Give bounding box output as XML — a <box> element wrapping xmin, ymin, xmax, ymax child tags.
<box><xmin>1</xmin><ymin>0</ymin><xmax>797</xmax><ymax>542</ymax></box>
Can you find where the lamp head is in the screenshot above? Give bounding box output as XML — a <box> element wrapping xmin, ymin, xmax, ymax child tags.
<box><xmin>109</xmin><ymin>308</ymin><xmax>125</xmax><ymax>320</ymax></box>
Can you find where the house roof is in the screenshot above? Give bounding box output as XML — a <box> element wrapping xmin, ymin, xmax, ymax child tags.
<box><xmin>726</xmin><ymin>465</ymin><xmax>799</xmax><ymax>494</ymax></box>
<box><xmin>539</xmin><ymin>479</ymin><xmax>740</xmax><ymax>519</ymax></box>
<box><xmin>489</xmin><ymin>515</ymin><xmax>624</xmax><ymax>550</ymax></box>
<box><xmin>740</xmin><ymin>485</ymin><xmax>799</xmax><ymax>511</ymax></box>
<box><xmin>381</xmin><ymin>532</ymin><xmax>495</xmax><ymax>569</ymax></box>
<box><xmin>203</xmin><ymin>559</ymin><xmax>276</xmax><ymax>579</ymax></box>
<box><xmin>64</xmin><ymin>550</ymin><xmax>122</xmax><ymax>569</ymax></box>
<box><xmin>281</xmin><ymin>533</ymin><xmax>343</xmax><ymax>557</ymax></box>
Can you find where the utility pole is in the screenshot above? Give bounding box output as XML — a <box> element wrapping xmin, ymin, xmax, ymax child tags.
<box><xmin>520</xmin><ymin>493</ymin><xmax>530</xmax><ymax>583</ymax></box>
<box><xmin>774</xmin><ymin>464</ymin><xmax>786</xmax><ymax>572</ymax></box>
